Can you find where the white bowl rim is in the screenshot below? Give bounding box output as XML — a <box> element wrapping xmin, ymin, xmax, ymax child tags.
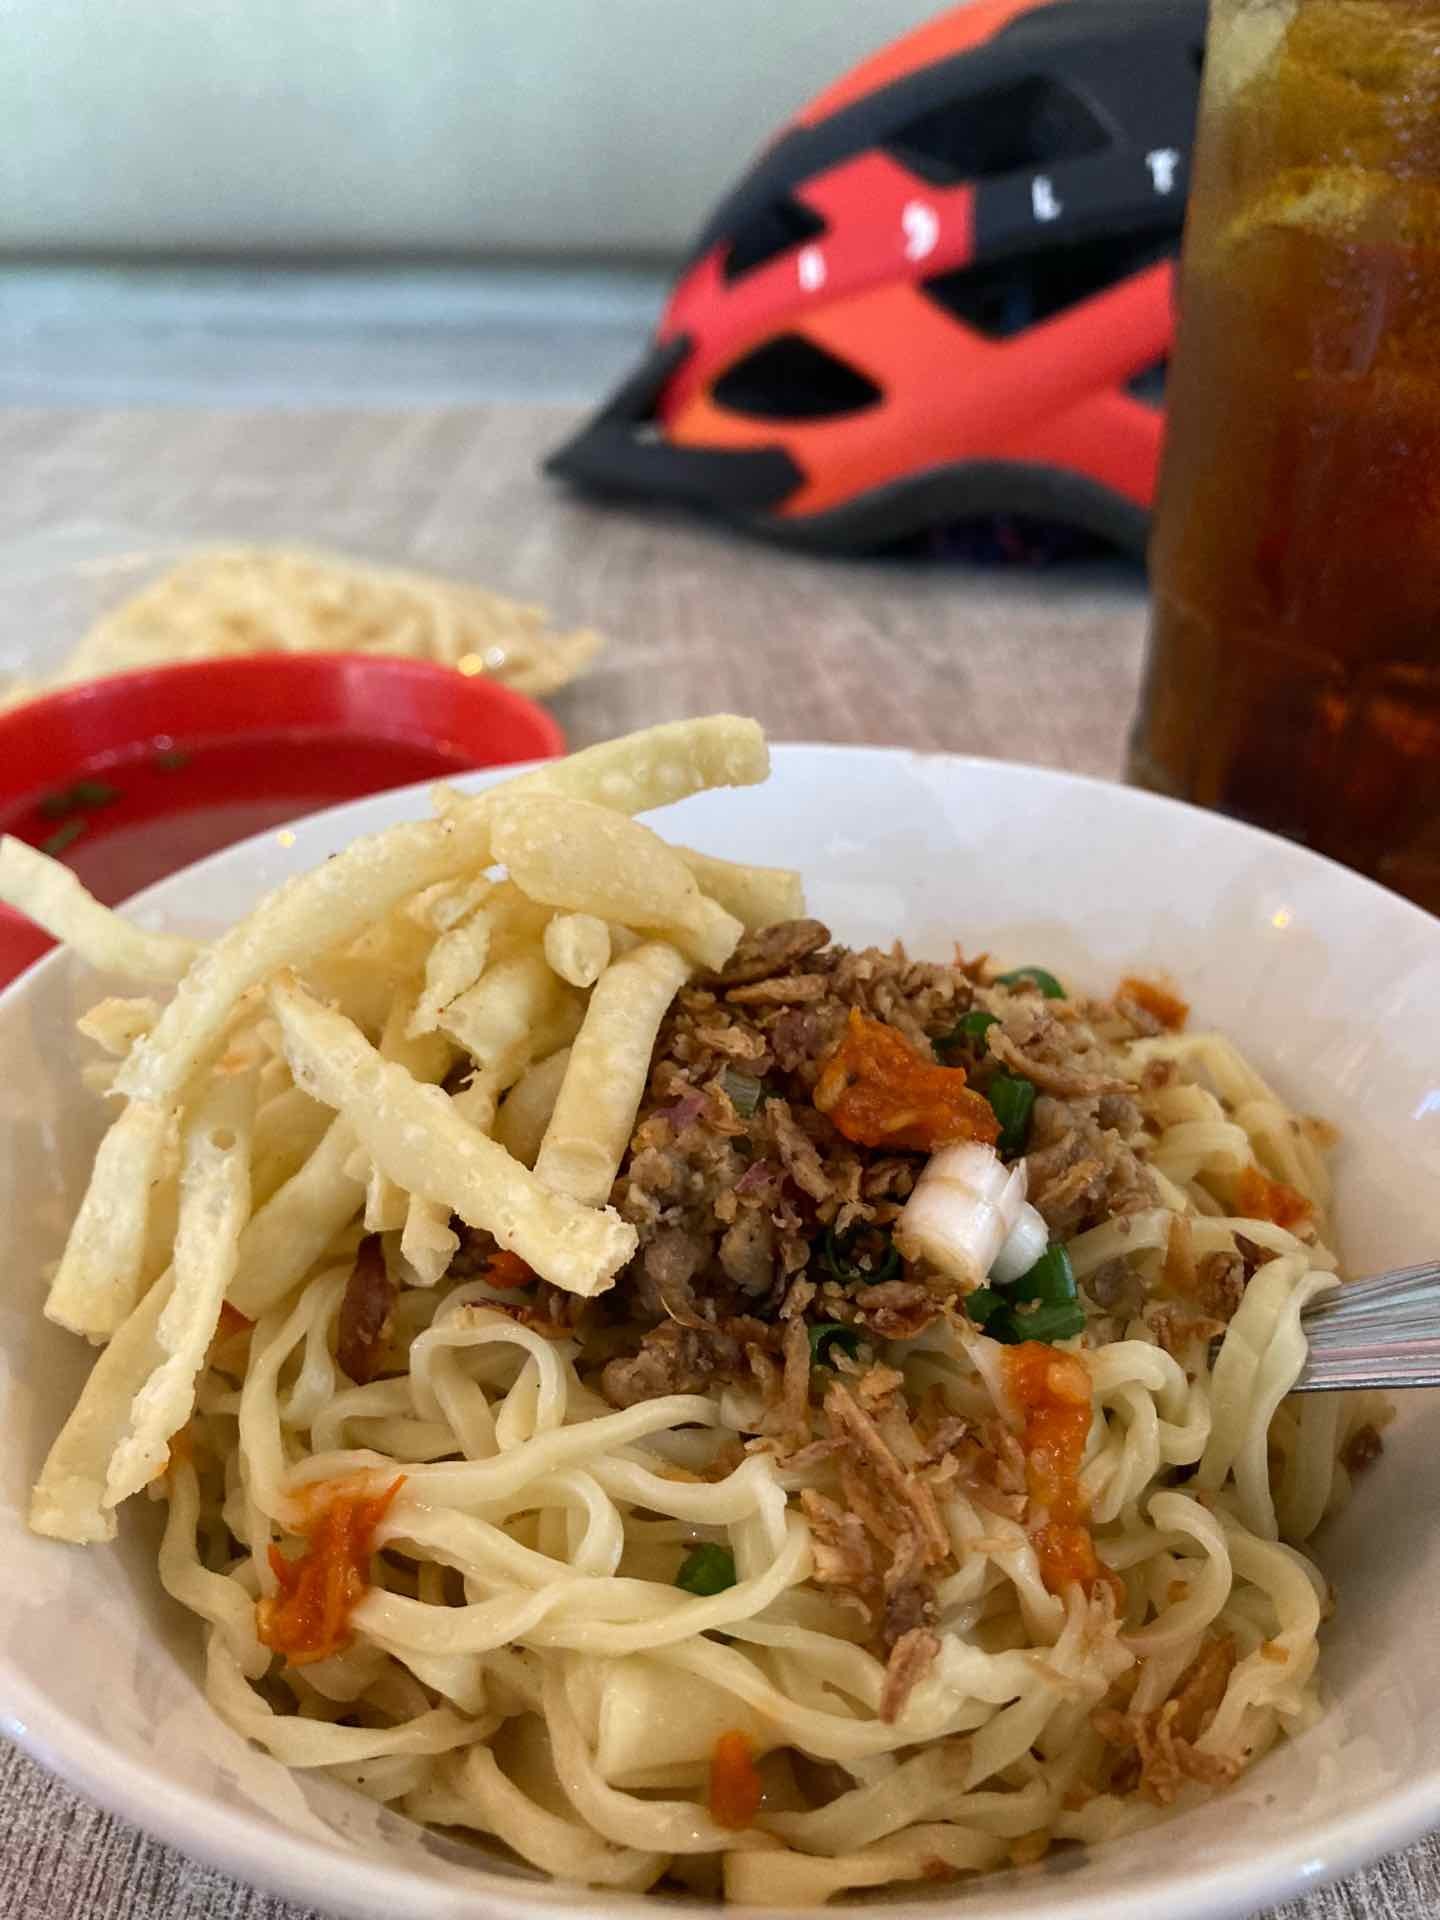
<box><xmin>2</xmin><ymin>739</ymin><xmax>1437</xmax><ymax>1920</ymax></box>
<box><xmin>6</xmin><ymin>1639</ymin><xmax>1440</xmax><ymax>1920</ymax></box>
<box><xmin>5</xmin><ymin>738</ymin><xmax>1439</xmax><ymax>991</ymax></box>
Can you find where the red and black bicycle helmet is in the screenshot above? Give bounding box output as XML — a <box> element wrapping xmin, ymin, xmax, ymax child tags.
<box><xmin>547</xmin><ymin>0</ymin><xmax>1206</xmax><ymax>556</ymax></box>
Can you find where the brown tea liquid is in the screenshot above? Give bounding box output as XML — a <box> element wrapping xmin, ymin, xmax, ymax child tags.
<box><xmin>1130</xmin><ymin>0</ymin><xmax>1440</xmax><ymax>911</ymax></box>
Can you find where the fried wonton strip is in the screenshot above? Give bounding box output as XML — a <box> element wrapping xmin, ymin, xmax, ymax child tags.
<box><xmin>227</xmin><ymin>1114</ymin><xmax>366</xmax><ymax>1321</ymax></box>
<box><xmin>533</xmin><ymin>943</ymin><xmax>691</xmax><ymax>1208</ymax></box>
<box><xmin>400</xmin><ymin>1198</ymin><xmax>460</xmax><ymax>1288</ymax></box>
<box><xmin>543</xmin><ymin>913</ymin><xmax>611</xmax><ymax>989</ymax></box>
<box><xmin>105</xmin><ymin>1065</ymin><xmax>258</xmax><ymax>1505</ymax></box>
<box><xmin>45</xmin><ymin>1098</ymin><xmax>172</xmax><ymax>1339</ymax></box>
<box><xmin>494</xmin><ymin>1047</ymin><xmax>573</xmax><ymax>1170</ymax></box>
<box><xmin>407</xmin><ymin>883</ymin><xmax>557</xmax><ymax>1040</ymax></box>
<box><xmin>439</xmin><ymin>950</ymin><xmax>573</xmax><ymax>1083</ymax></box>
<box><xmin>268</xmin><ymin>976</ymin><xmax>637</xmax><ymax>1297</ymax></box>
<box><xmin>400</xmin><ymin>1071</ymin><xmax>504</xmax><ymax>1286</ymax></box>
<box><xmin>0</xmin><ymin>838</ymin><xmax>201</xmax><ymax>983</ymax></box>
<box><xmin>115</xmin><ymin>806</ymin><xmax>497</xmax><ymax>1103</ymax></box>
<box><xmin>120</xmin><ymin>724</ymin><xmax>766</xmax><ymax>1098</ymax></box>
<box><xmin>450</xmin><ymin>1069</ymin><xmax>503</xmax><ymax>1136</ymax></box>
<box><xmin>366</xmin><ymin>993</ymin><xmax>454</xmax><ymax>1232</ymax></box>
<box><xmin>301</xmin><ymin>946</ymin><xmax>421</xmax><ymax>1039</ymax></box>
<box><xmin>249</xmin><ymin>1083</ymin><xmax>335</xmax><ymax>1208</ymax></box>
<box><xmin>31</xmin><ymin>1272</ymin><xmax>174</xmax><ymax>1542</ymax></box>
<box><xmin>440</xmin><ymin>714</ymin><xmax>769</xmax><ymax>821</ymax></box>
<box><xmin>407</xmin><ymin>872</ymin><xmax>493</xmax><ymax>934</ymax></box>
<box><xmin>408</xmin><ymin>899</ymin><xmax>494</xmax><ymax>1038</ymax></box>
<box><xmin>673</xmin><ymin>847</ymin><xmax>805</xmax><ymax>931</ymax></box>
<box><xmin>137</xmin><ymin>1164</ymin><xmax>181</xmax><ymax>1291</ymax></box>
<box><xmin>76</xmin><ymin>996</ymin><xmax>162</xmax><ymax>1057</ymax></box>
<box><xmin>489</xmin><ymin>795</ymin><xmax>742</xmax><ymax>972</ymax></box>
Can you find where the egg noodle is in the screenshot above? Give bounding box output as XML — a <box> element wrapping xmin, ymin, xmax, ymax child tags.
<box><xmin>0</xmin><ymin>543</ymin><xmax>602</xmax><ymax>709</ymax></box>
<box><xmin>14</xmin><ymin>718</ymin><xmax>1382</xmax><ymax>1905</ymax></box>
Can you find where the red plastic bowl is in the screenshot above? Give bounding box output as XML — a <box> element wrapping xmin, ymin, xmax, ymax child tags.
<box><xmin>0</xmin><ymin>652</ymin><xmax>565</xmax><ymax>983</ymax></box>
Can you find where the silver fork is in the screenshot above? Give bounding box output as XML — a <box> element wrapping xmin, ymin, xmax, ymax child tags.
<box><xmin>1291</xmin><ymin>1260</ymin><xmax>1440</xmax><ymax>1393</ymax></box>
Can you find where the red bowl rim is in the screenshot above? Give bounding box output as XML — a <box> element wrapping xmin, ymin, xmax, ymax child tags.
<box><xmin>0</xmin><ymin>651</ymin><xmax>566</xmax><ymax>784</ymax></box>
<box><xmin>0</xmin><ymin>652</ymin><xmax>567</xmax><ymax>985</ymax></box>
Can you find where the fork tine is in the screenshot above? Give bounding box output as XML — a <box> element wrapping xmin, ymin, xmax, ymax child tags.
<box><xmin>1304</xmin><ymin>1259</ymin><xmax>1440</xmax><ymax>1297</ymax></box>
<box><xmin>1309</xmin><ymin>1289</ymin><xmax>1440</xmax><ymax>1316</ymax></box>
<box><xmin>1308</xmin><ymin>1284</ymin><xmax>1438</xmax><ymax>1316</ymax></box>
<box><xmin>1294</xmin><ymin>1355</ymin><xmax>1440</xmax><ymax>1392</ymax></box>
<box><xmin>1306</xmin><ymin>1299</ymin><xmax>1440</xmax><ymax>1330</ymax></box>
<box><xmin>1302</xmin><ymin>1261</ymin><xmax>1440</xmax><ymax>1322</ymax></box>
<box><xmin>1296</xmin><ymin>1333</ymin><xmax>1440</xmax><ymax>1391</ymax></box>
<box><xmin>1208</xmin><ymin>1260</ymin><xmax>1440</xmax><ymax>1390</ymax></box>
<box><xmin>1284</xmin><ymin>1260</ymin><xmax>1440</xmax><ymax>1392</ymax></box>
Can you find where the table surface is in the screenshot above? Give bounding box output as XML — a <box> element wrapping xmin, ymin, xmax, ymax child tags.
<box><xmin>0</xmin><ymin>404</ymin><xmax>1433</xmax><ymax>1920</ymax></box>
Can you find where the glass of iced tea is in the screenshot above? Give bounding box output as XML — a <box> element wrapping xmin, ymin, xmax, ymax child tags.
<box><xmin>1129</xmin><ymin>0</ymin><xmax>1440</xmax><ymax>912</ymax></box>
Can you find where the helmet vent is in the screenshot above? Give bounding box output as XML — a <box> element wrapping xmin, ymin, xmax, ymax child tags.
<box><xmin>922</xmin><ymin>235</ymin><xmax>1173</xmax><ymax>338</ymax></box>
<box><xmin>1127</xmin><ymin>358</ymin><xmax>1169</xmax><ymax>404</ymax></box>
<box><xmin>711</xmin><ymin>334</ymin><xmax>882</xmax><ymax>420</ymax></box>
<box><xmin>885</xmin><ymin>76</ymin><xmax>1110</xmax><ymax>187</ymax></box>
<box><xmin>723</xmin><ymin>198</ymin><xmax>828</xmax><ymax>282</ymax></box>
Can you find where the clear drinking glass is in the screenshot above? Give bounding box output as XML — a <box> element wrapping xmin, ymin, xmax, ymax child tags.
<box><xmin>1129</xmin><ymin>0</ymin><xmax>1440</xmax><ymax>913</ymax></box>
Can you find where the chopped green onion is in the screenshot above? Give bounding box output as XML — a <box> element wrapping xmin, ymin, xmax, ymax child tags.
<box><xmin>968</xmin><ymin>1296</ymin><xmax>1023</xmax><ymax>1343</ymax></box>
<box><xmin>39</xmin><ymin>819</ymin><xmax>87</xmax><ymax>858</ymax></box>
<box><xmin>822</xmin><ymin>1221</ymin><xmax>900</xmax><ymax>1285</ymax></box>
<box><xmin>809</xmin><ymin>1322</ymin><xmax>862</xmax><ymax>1367</ymax></box>
<box><xmin>675</xmin><ymin>1544</ymin><xmax>736</xmax><ymax>1596</ymax></box>
<box><xmin>38</xmin><ymin>778</ymin><xmax>120</xmax><ymax>820</ymax></box>
<box><xmin>1000</xmin><ymin>1243</ymin><xmax>1077</xmax><ymax>1308</ymax></box>
<box><xmin>974</xmin><ymin>1304</ymin><xmax>1019</xmax><ymax>1343</ymax></box>
<box><xmin>986</xmin><ymin>1072</ymin><xmax>1036</xmax><ymax>1157</ymax></box>
<box><xmin>994</xmin><ymin>966</ymin><xmax>1066</xmax><ymax>1000</ymax></box>
<box><xmin>935</xmin><ymin>1009</ymin><xmax>999</xmax><ymax>1057</ymax></box>
<box><xmin>1008</xmin><ymin>1299</ymin><xmax>1087</xmax><ymax>1343</ymax></box>
<box><xmin>720</xmin><ymin>1069</ymin><xmax>766</xmax><ymax>1118</ymax></box>
<box><xmin>968</xmin><ymin>1246</ymin><xmax>1085</xmax><ymax>1345</ymax></box>
<box><xmin>964</xmin><ymin>1286</ymin><xmax>1007</xmax><ymax>1329</ymax></box>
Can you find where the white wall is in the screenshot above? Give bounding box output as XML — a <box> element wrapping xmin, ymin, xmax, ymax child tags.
<box><xmin>2</xmin><ymin>1</ymin><xmax>942</xmax><ymax>257</ymax></box>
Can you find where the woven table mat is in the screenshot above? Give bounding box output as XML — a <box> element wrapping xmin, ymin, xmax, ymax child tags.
<box><xmin>1</xmin><ymin>404</ymin><xmax>1431</xmax><ymax>1920</ymax></box>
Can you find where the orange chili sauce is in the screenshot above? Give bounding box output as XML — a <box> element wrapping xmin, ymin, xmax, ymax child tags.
<box><xmin>814</xmin><ymin>1008</ymin><xmax>999</xmax><ymax>1151</ymax></box>
<box><xmin>1235</xmin><ymin>1165</ymin><xmax>1313</xmax><ymax>1232</ymax></box>
<box><xmin>257</xmin><ymin>1476</ymin><xmax>404</xmax><ymax>1666</ymax></box>
<box><xmin>1117</xmin><ymin>976</ymin><xmax>1189</xmax><ymax>1030</ymax></box>
<box><xmin>1005</xmin><ymin>1344</ymin><xmax>1119</xmax><ymax>1603</ymax></box>
<box><xmin>708</xmin><ymin>1730</ymin><xmax>763</xmax><ymax>1831</ymax></box>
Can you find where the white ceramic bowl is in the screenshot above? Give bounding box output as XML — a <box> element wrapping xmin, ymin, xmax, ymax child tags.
<box><xmin>2</xmin><ymin>745</ymin><xmax>1438</xmax><ymax>1920</ymax></box>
